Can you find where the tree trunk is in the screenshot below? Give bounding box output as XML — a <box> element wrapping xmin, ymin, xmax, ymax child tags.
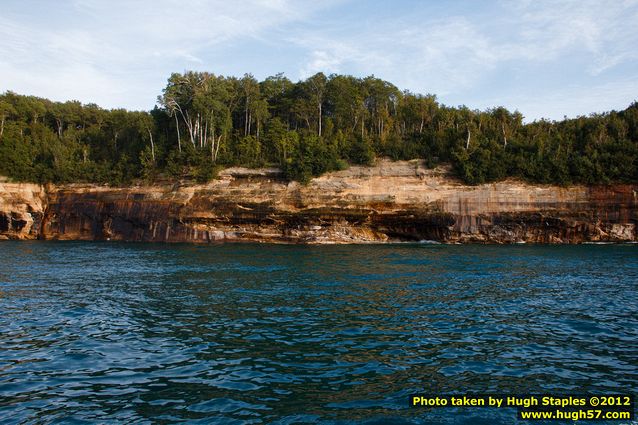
<box><xmin>183</xmin><ymin>111</ymin><xmax>195</xmax><ymax>147</ymax></box>
<box><xmin>174</xmin><ymin>113</ymin><xmax>181</xmax><ymax>152</ymax></box>
<box><xmin>502</xmin><ymin>123</ymin><xmax>507</xmax><ymax>147</ymax></box>
<box><xmin>318</xmin><ymin>103</ymin><xmax>322</xmax><ymax>136</ymax></box>
<box><xmin>196</xmin><ymin>115</ymin><xmax>202</xmax><ymax>148</ymax></box>
<box><xmin>199</xmin><ymin>116</ymin><xmax>204</xmax><ymax>148</ymax></box>
<box><xmin>244</xmin><ymin>99</ymin><xmax>249</xmax><ymax>136</ymax></box>
<box><xmin>56</xmin><ymin>118</ymin><xmax>63</xmax><ymax>139</ymax></box>
<box><xmin>212</xmin><ymin>134</ymin><xmax>222</xmax><ymax>162</ymax></box>
<box><xmin>204</xmin><ymin>119</ymin><xmax>209</xmax><ymax>148</ymax></box>
<box><xmin>148</xmin><ymin>128</ymin><xmax>155</xmax><ymax>162</ymax></box>
<box><xmin>210</xmin><ymin>134</ymin><xmax>215</xmax><ymax>162</ymax></box>
<box><xmin>175</xmin><ymin>103</ymin><xmax>195</xmax><ymax>148</ymax></box>
<box><xmin>466</xmin><ymin>128</ymin><xmax>471</xmax><ymax>150</ymax></box>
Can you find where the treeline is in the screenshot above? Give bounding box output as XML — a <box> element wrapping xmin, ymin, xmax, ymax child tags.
<box><xmin>1</xmin><ymin>72</ymin><xmax>637</xmax><ymax>185</ymax></box>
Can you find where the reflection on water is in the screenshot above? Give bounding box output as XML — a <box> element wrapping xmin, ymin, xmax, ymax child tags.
<box><xmin>0</xmin><ymin>242</ymin><xmax>637</xmax><ymax>424</ymax></box>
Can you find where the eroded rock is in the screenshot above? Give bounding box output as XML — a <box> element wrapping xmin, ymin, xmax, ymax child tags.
<box><xmin>1</xmin><ymin>161</ymin><xmax>636</xmax><ymax>244</ymax></box>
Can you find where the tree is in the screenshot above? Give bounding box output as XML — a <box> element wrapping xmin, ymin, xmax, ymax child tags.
<box><xmin>0</xmin><ymin>99</ymin><xmax>16</xmax><ymax>138</ymax></box>
<box><xmin>239</xmin><ymin>73</ymin><xmax>260</xmax><ymax>137</ymax></box>
<box><xmin>304</xmin><ymin>72</ymin><xmax>327</xmax><ymax>136</ymax></box>
<box><xmin>135</xmin><ymin>112</ymin><xmax>156</xmax><ymax>163</ymax></box>
<box><xmin>1</xmin><ymin>74</ymin><xmax>637</xmax><ymax>187</ymax></box>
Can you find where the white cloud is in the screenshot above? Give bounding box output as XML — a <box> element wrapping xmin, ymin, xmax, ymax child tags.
<box><xmin>0</xmin><ymin>0</ymin><xmax>342</xmax><ymax>109</ymax></box>
<box><xmin>288</xmin><ymin>0</ymin><xmax>638</xmax><ymax>119</ymax></box>
<box><xmin>503</xmin><ymin>0</ymin><xmax>638</xmax><ymax>74</ymax></box>
<box><xmin>0</xmin><ymin>0</ymin><xmax>636</xmax><ymax>120</ymax></box>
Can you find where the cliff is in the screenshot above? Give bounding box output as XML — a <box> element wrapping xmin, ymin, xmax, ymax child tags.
<box><xmin>0</xmin><ymin>182</ymin><xmax>48</xmax><ymax>240</ymax></box>
<box><xmin>1</xmin><ymin>160</ymin><xmax>636</xmax><ymax>243</ymax></box>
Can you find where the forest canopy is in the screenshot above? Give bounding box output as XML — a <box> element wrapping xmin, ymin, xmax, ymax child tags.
<box><xmin>1</xmin><ymin>71</ymin><xmax>637</xmax><ymax>185</ymax></box>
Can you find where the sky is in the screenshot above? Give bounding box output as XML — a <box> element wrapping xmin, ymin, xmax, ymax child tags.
<box><xmin>1</xmin><ymin>0</ymin><xmax>637</xmax><ymax>121</ymax></box>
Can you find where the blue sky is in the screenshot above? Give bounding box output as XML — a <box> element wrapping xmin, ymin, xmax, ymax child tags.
<box><xmin>1</xmin><ymin>0</ymin><xmax>637</xmax><ymax>121</ymax></box>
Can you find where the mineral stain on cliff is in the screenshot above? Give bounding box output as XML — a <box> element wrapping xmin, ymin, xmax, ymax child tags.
<box><xmin>1</xmin><ymin>160</ymin><xmax>636</xmax><ymax>244</ymax></box>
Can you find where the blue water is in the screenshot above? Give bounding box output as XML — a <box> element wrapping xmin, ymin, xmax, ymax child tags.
<box><xmin>0</xmin><ymin>242</ymin><xmax>636</xmax><ymax>424</ymax></box>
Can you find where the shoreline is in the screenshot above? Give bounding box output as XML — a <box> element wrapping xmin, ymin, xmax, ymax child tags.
<box><xmin>2</xmin><ymin>238</ymin><xmax>638</xmax><ymax>245</ymax></box>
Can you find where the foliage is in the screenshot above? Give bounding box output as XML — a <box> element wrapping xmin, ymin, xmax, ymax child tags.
<box><xmin>0</xmin><ymin>77</ymin><xmax>637</xmax><ymax>186</ymax></box>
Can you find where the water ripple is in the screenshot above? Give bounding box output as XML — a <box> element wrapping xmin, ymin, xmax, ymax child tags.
<box><xmin>0</xmin><ymin>242</ymin><xmax>636</xmax><ymax>424</ymax></box>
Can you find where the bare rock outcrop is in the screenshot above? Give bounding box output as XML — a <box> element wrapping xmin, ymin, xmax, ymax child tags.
<box><xmin>1</xmin><ymin>160</ymin><xmax>636</xmax><ymax>243</ymax></box>
<box><xmin>0</xmin><ymin>183</ymin><xmax>48</xmax><ymax>240</ymax></box>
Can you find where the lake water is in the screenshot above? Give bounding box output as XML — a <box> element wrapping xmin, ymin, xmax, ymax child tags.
<box><xmin>0</xmin><ymin>242</ymin><xmax>636</xmax><ymax>424</ymax></box>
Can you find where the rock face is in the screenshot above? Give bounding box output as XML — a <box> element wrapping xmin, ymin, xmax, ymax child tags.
<box><xmin>0</xmin><ymin>182</ymin><xmax>48</xmax><ymax>240</ymax></box>
<box><xmin>1</xmin><ymin>160</ymin><xmax>637</xmax><ymax>243</ymax></box>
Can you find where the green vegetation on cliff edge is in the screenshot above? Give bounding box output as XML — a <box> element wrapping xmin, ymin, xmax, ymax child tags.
<box><xmin>1</xmin><ymin>71</ymin><xmax>636</xmax><ymax>185</ymax></box>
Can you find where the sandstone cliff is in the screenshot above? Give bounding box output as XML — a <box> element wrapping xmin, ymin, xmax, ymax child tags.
<box><xmin>0</xmin><ymin>182</ymin><xmax>48</xmax><ymax>240</ymax></box>
<box><xmin>1</xmin><ymin>160</ymin><xmax>636</xmax><ymax>243</ymax></box>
